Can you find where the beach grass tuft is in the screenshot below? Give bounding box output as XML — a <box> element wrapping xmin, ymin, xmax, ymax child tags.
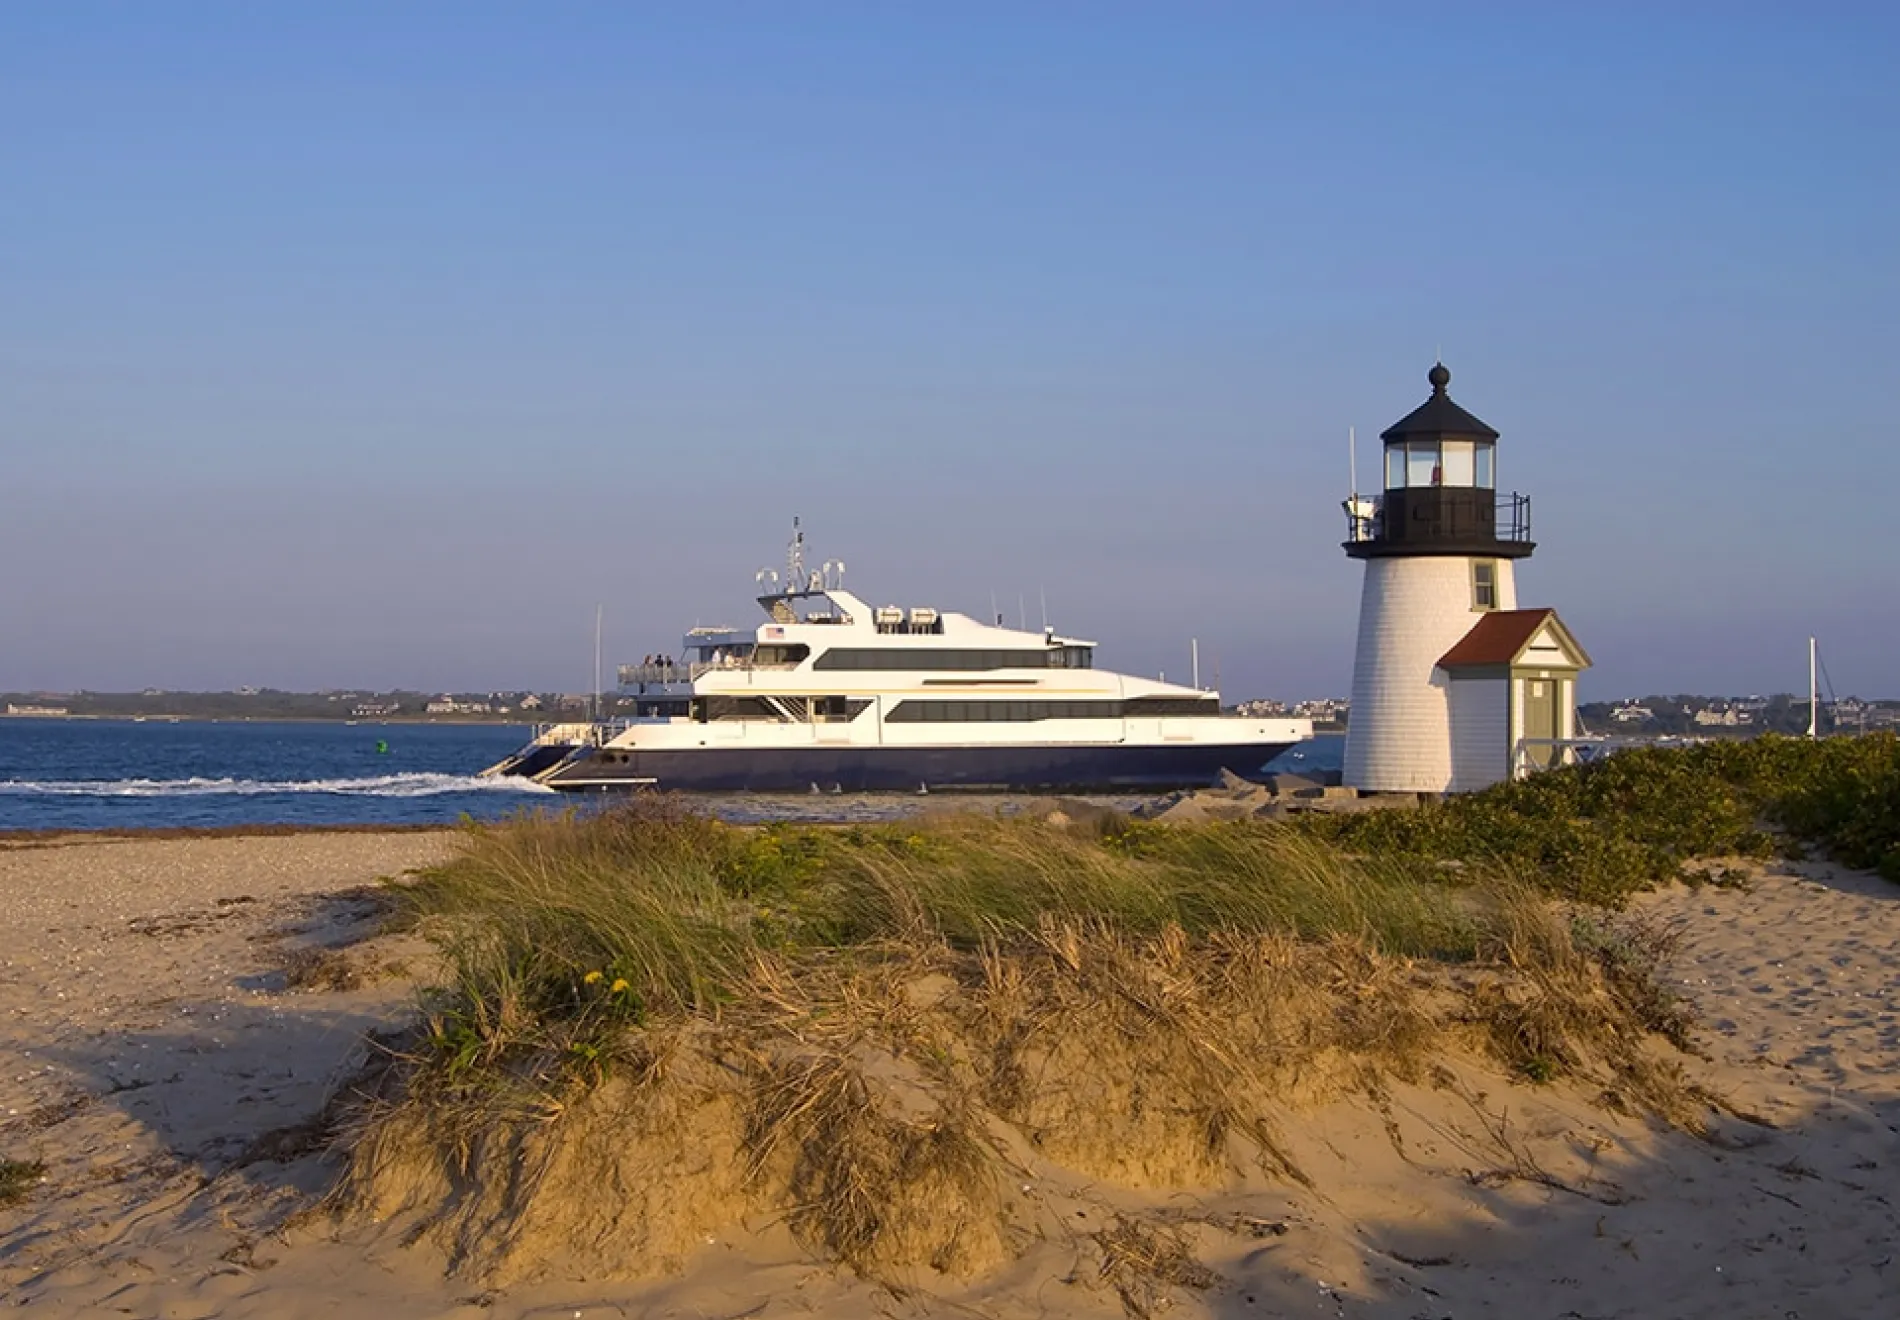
<box><xmin>396</xmin><ymin>800</ymin><xmax>1527</xmax><ymax>1081</ymax></box>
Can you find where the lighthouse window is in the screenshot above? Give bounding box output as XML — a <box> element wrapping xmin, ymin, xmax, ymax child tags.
<box><xmin>1474</xmin><ymin>443</ymin><xmax>1495</xmax><ymax>489</ymax></box>
<box><xmin>1440</xmin><ymin>440</ymin><xmax>1475</xmax><ymax>487</ymax></box>
<box><xmin>1385</xmin><ymin>445</ymin><xmax>1406</xmax><ymax>489</ymax></box>
<box><xmin>1407</xmin><ymin>441</ymin><xmax>1441</xmax><ymax>488</ymax></box>
<box><xmin>1471</xmin><ymin>560</ymin><xmax>1498</xmax><ymax>611</ymax></box>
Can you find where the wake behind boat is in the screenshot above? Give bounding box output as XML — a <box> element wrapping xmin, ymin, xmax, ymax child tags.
<box><xmin>485</xmin><ymin>524</ymin><xmax>1311</xmax><ymax>793</ymax></box>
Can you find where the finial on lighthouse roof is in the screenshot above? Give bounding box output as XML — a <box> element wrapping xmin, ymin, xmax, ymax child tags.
<box><xmin>1428</xmin><ymin>361</ymin><xmax>1451</xmax><ymax>393</ymax></box>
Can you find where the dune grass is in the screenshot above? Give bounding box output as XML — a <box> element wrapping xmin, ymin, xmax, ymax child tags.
<box><xmin>408</xmin><ymin>805</ymin><xmax>1493</xmax><ymax>1046</ymax></box>
<box><xmin>392</xmin><ymin>798</ymin><xmax>1687</xmax><ymax>1098</ymax></box>
<box><xmin>341</xmin><ymin>795</ymin><xmax>1712</xmax><ymax>1283</ymax></box>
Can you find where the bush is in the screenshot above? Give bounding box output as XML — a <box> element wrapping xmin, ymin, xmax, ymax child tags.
<box><xmin>1294</xmin><ymin>734</ymin><xmax>1900</xmax><ymax>901</ymax></box>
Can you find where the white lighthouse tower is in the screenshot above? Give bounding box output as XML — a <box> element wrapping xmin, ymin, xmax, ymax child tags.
<box><xmin>1342</xmin><ymin>364</ymin><xmax>1582</xmax><ymax>793</ymax></box>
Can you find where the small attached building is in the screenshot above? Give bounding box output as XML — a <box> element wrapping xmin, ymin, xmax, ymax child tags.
<box><xmin>1436</xmin><ymin>608</ymin><xmax>1592</xmax><ymax>791</ymax></box>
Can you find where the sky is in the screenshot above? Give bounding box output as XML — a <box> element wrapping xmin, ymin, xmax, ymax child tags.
<box><xmin>3</xmin><ymin>3</ymin><xmax>1896</xmax><ymax>702</ymax></box>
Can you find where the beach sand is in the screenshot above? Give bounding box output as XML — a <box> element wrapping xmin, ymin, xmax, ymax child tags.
<box><xmin>2</xmin><ymin>832</ymin><xmax>1895</xmax><ymax>1318</ymax></box>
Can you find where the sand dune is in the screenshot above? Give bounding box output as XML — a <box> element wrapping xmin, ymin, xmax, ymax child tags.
<box><xmin>2</xmin><ymin>833</ymin><xmax>1895</xmax><ymax>1318</ymax></box>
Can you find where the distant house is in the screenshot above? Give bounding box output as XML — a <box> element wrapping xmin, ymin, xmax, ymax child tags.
<box><xmin>519</xmin><ymin>694</ymin><xmax>544</xmax><ymax>711</ymax></box>
<box><xmin>1611</xmin><ymin>703</ymin><xmax>1653</xmax><ymax>723</ymax></box>
<box><xmin>425</xmin><ymin>697</ymin><xmax>493</xmax><ymax>716</ymax></box>
<box><xmin>1692</xmin><ymin>706</ymin><xmax>1750</xmax><ymax>727</ymax></box>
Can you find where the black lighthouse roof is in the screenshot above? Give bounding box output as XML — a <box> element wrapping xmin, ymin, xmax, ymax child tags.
<box><xmin>1379</xmin><ymin>363</ymin><xmax>1499</xmax><ymax>443</ymax></box>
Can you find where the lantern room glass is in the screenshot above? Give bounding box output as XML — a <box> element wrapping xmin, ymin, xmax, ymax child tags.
<box><xmin>1385</xmin><ymin>438</ymin><xmax>1498</xmax><ymax>489</ymax></box>
<box><xmin>1440</xmin><ymin>440</ymin><xmax>1474</xmax><ymax>486</ymax></box>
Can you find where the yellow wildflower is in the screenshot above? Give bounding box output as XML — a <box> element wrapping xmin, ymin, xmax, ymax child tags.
<box><xmin>610</xmin><ymin>978</ymin><xmax>631</xmax><ymax>995</ymax></box>
<box><xmin>583</xmin><ymin>970</ymin><xmax>604</xmax><ymax>985</ymax></box>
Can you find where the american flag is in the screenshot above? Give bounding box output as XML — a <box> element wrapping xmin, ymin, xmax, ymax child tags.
<box><xmin>765</xmin><ymin>626</ymin><xmax>784</xmax><ymax>638</ymax></box>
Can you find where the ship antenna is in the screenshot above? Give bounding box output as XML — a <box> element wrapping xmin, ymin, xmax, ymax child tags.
<box><xmin>786</xmin><ymin>516</ymin><xmax>806</xmax><ymax>595</ymax></box>
<box><xmin>592</xmin><ymin>603</ymin><xmax>603</xmax><ymax>724</ymax></box>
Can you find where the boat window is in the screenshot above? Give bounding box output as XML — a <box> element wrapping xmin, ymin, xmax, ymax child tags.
<box><xmin>885</xmin><ymin>699</ymin><xmax>1128</xmax><ymax>723</ymax></box>
<box><xmin>1121</xmin><ymin>697</ymin><xmax>1222</xmax><ymax>717</ymax></box>
<box><xmin>703</xmin><ymin>696</ymin><xmax>781</xmax><ymax>721</ymax></box>
<box><xmin>816</xmin><ymin>647</ymin><xmax>1066</xmax><ymax>672</ymax></box>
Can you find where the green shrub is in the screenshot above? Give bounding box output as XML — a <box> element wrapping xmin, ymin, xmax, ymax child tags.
<box><xmin>1294</xmin><ymin>734</ymin><xmax>1900</xmax><ymax>901</ymax></box>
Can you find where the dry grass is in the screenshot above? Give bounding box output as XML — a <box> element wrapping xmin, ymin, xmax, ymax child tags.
<box><xmin>1</xmin><ymin>1157</ymin><xmax>45</xmax><ymax>1206</ymax></box>
<box><xmin>281</xmin><ymin>945</ymin><xmax>366</xmax><ymax>993</ymax></box>
<box><xmin>328</xmin><ymin>799</ymin><xmax>1702</xmax><ymax>1287</ymax></box>
<box><xmin>1094</xmin><ymin>1216</ymin><xmax>1222</xmax><ymax>1319</ymax></box>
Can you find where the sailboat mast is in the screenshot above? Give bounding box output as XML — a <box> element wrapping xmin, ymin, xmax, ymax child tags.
<box><xmin>594</xmin><ymin>604</ymin><xmax>604</xmax><ymax>725</ymax></box>
<box><xmin>1808</xmin><ymin>636</ymin><xmax>1819</xmax><ymax>740</ymax></box>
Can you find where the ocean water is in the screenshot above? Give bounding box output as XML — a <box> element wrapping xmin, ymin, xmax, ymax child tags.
<box><xmin>0</xmin><ymin>719</ymin><xmax>1342</xmax><ymax>832</ymax></box>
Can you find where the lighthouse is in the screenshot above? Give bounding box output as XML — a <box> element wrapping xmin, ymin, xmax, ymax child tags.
<box><xmin>1342</xmin><ymin>364</ymin><xmax>1589</xmax><ymax>793</ymax></box>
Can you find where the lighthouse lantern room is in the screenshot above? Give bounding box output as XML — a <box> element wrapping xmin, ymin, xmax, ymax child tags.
<box><xmin>1341</xmin><ymin>364</ymin><xmax>1586</xmax><ymax>794</ymax></box>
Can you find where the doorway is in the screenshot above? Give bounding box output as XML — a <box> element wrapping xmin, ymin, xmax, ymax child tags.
<box><xmin>1522</xmin><ymin>678</ymin><xmax>1558</xmax><ymax>769</ymax></box>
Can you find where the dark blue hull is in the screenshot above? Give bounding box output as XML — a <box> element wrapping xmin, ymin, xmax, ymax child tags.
<box><xmin>539</xmin><ymin>741</ymin><xmax>1298</xmax><ymax>793</ymax></box>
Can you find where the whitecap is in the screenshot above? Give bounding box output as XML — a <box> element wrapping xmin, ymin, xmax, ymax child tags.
<box><xmin>0</xmin><ymin>773</ymin><xmax>556</xmax><ymax>798</ymax></box>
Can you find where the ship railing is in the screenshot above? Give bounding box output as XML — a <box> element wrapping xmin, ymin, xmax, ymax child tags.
<box><xmin>527</xmin><ymin>720</ymin><xmax>600</xmax><ymax>745</ymax></box>
<box><xmin>687</xmin><ymin>658</ymin><xmax>802</xmax><ymax>680</ymax></box>
<box><xmin>617</xmin><ymin>663</ymin><xmax>690</xmax><ymax>686</ymax></box>
<box><xmin>620</xmin><ymin>658</ymin><xmax>809</xmax><ymax>686</ymax></box>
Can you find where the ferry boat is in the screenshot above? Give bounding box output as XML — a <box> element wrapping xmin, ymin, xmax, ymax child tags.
<box><xmin>485</xmin><ymin>526</ymin><xmax>1310</xmax><ymax>793</ymax></box>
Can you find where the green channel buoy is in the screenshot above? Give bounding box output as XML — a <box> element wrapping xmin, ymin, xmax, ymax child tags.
<box><xmin>375</xmin><ymin>739</ymin><xmax>389</xmax><ymax>754</ymax></box>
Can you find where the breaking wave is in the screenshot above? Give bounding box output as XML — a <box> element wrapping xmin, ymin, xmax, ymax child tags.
<box><xmin>0</xmin><ymin>773</ymin><xmax>555</xmax><ymax>798</ymax></box>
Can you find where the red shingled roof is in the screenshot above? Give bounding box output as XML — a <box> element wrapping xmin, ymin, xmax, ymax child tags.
<box><xmin>1437</xmin><ymin>608</ymin><xmax>1566</xmax><ymax>669</ymax></box>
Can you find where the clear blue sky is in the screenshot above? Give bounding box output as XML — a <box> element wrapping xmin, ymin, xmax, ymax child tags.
<box><xmin>3</xmin><ymin>3</ymin><xmax>1895</xmax><ymax>701</ymax></box>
